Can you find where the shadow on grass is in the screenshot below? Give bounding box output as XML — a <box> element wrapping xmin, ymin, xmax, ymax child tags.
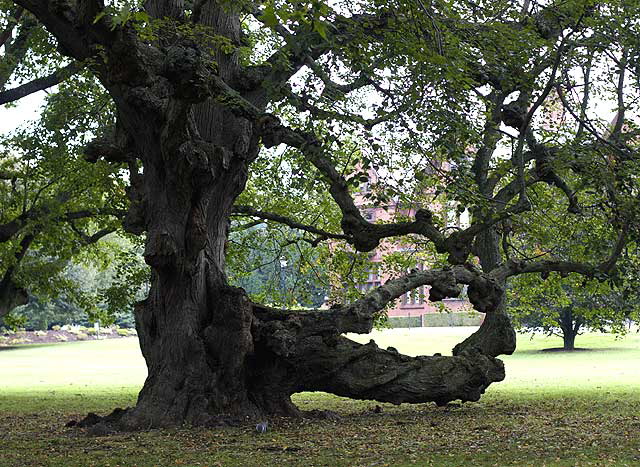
<box><xmin>0</xmin><ymin>342</ymin><xmax>66</xmax><ymax>352</ymax></box>
<box><xmin>514</xmin><ymin>347</ymin><xmax>634</xmax><ymax>355</ymax></box>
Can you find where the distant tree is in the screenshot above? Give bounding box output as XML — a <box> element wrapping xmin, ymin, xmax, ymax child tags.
<box><xmin>0</xmin><ymin>10</ymin><xmax>126</xmax><ymax>320</ymax></box>
<box><xmin>509</xmin><ymin>272</ymin><xmax>640</xmax><ymax>350</ymax></box>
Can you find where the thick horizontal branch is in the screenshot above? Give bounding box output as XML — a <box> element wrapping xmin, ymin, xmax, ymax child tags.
<box><xmin>291</xmin><ymin>336</ymin><xmax>505</xmax><ymax>406</ymax></box>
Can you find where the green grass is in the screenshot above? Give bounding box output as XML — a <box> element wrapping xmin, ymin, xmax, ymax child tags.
<box><xmin>1</xmin><ymin>329</ymin><xmax>640</xmax><ymax>466</ymax></box>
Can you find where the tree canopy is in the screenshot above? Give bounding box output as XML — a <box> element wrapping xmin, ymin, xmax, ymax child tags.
<box><xmin>1</xmin><ymin>0</ymin><xmax>639</xmax><ymax>429</ymax></box>
<box><xmin>0</xmin><ymin>29</ymin><xmax>126</xmax><ymax>321</ymax></box>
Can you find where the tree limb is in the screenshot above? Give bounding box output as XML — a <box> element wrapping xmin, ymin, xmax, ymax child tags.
<box><xmin>0</xmin><ymin>61</ymin><xmax>82</xmax><ymax>105</ymax></box>
<box><xmin>231</xmin><ymin>205</ymin><xmax>349</xmax><ymax>241</ymax></box>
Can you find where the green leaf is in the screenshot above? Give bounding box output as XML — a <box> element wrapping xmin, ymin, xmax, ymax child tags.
<box><xmin>313</xmin><ymin>20</ymin><xmax>328</xmax><ymax>40</ymax></box>
<box><xmin>260</xmin><ymin>5</ymin><xmax>279</xmax><ymax>29</ymax></box>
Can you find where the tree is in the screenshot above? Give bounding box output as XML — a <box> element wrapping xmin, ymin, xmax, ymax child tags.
<box><xmin>5</xmin><ymin>0</ymin><xmax>639</xmax><ymax>430</ymax></box>
<box><xmin>0</xmin><ymin>5</ymin><xmax>127</xmax><ymax>320</ymax></box>
<box><xmin>509</xmin><ymin>272</ymin><xmax>639</xmax><ymax>350</ymax></box>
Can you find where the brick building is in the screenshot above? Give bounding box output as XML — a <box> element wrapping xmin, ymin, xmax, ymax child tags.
<box><xmin>354</xmin><ymin>169</ymin><xmax>473</xmax><ymax>320</ymax></box>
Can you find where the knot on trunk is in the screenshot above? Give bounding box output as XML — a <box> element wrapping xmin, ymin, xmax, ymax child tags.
<box><xmin>126</xmin><ymin>86</ymin><xmax>166</xmax><ymax>114</ymax></box>
<box><xmin>501</xmin><ymin>101</ymin><xmax>526</xmax><ymax>130</ymax></box>
<box><xmin>467</xmin><ymin>277</ymin><xmax>504</xmax><ymax>313</ymax></box>
<box><xmin>178</xmin><ymin>140</ymin><xmax>218</xmax><ymax>186</ymax></box>
<box><xmin>257</xmin><ymin>115</ymin><xmax>284</xmax><ymax>148</ymax></box>
<box><xmin>428</xmin><ymin>272</ymin><xmax>462</xmax><ymax>301</ymax></box>
<box><xmin>340</xmin><ymin>214</ymin><xmax>380</xmax><ymax>252</ymax></box>
<box><xmin>106</xmin><ymin>30</ymin><xmax>161</xmax><ymax>85</ymax></box>
<box><xmin>444</xmin><ymin>232</ymin><xmax>471</xmax><ymax>264</ymax></box>
<box><xmin>163</xmin><ymin>45</ymin><xmax>211</xmax><ymax>103</ymax></box>
<box><xmin>84</xmin><ymin>137</ymin><xmax>132</xmax><ymax>164</ymax></box>
<box><xmin>254</xmin><ymin>319</ymin><xmax>300</xmax><ymax>357</ymax></box>
<box><xmin>144</xmin><ymin>231</ymin><xmax>179</xmax><ymax>269</ymax></box>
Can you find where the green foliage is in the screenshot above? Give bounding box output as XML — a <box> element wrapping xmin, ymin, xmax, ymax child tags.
<box><xmin>228</xmin><ymin>223</ymin><xmax>329</xmax><ymax>308</ymax></box>
<box><xmin>509</xmin><ymin>271</ymin><xmax>639</xmax><ymax>346</ymax></box>
<box><xmin>0</xmin><ymin>311</ymin><xmax>26</xmax><ymax>331</ymax></box>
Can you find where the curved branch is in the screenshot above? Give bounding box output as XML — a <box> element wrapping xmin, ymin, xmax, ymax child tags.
<box><xmin>254</xmin><ymin>263</ymin><xmax>503</xmax><ymax>349</ymax></box>
<box><xmin>496</xmin><ymin>225</ymin><xmax>628</xmax><ymax>281</ymax></box>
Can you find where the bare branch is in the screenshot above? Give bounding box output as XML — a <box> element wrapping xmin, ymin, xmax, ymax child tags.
<box><xmin>0</xmin><ymin>62</ymin><xmax>82</xmax><ymax>106</ymax></box>
<box><xmin>231</xmin><ymin>205</ymin><xmax>349</xmax><ymax>241</ymax></box>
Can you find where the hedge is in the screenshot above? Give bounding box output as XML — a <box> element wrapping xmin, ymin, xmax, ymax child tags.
<box><xmin>388</xmin><ymin>312</ymin><xmax>484</xmax><ymax>328</ymax></box>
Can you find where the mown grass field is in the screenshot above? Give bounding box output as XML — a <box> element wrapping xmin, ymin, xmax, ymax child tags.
<box><xmin>1</xmin><ymin>327</ymin><xmax>639</xmax><ymax>466</ymax></box>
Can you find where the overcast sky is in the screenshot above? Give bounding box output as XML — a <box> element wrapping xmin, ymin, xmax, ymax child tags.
<box><xmin>0</xmin><ymin>92</ymin><xmax>44</xmax><ymax>136</ymax></box>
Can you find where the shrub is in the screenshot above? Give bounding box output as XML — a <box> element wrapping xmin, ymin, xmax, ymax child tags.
<box><xmin>55</xmin><ymin>335</ymin><xmax>68</xmax><ymax>342</ymax></box>
<box><xmin>78</xmin><ymin>326</ymin><xmax>88</xmax><ymax>332</ymax></box>
<box><xmin>34</xmin><ymin>330</ymin><xmax>47</xmax><ymax>337</ymax></box>
<box><xmin>87</xmin><ymin>328</ymin><xmax>97</xmax><ymax>335</ymax></box>
<box><xmin>388</xmin><ymin>312</ymin><xmax>484</xmax><ymax>328</ymax></box>
<box><xmin>75</xmin><ymin>332</ymin><xmax>89</xmax><ymax>341</ymax></box>
<box><xmin>10</xmin><ymin>337</ymin><xmax>30</xmax><ymax>344</ymax></box>
<box><xmin>117</xmin><ymin>329</ymin><xmax>130</xmax><ymax>336</ymax></box>
<box><xmin>51</xmin><ymin>325</ymin><xmax>61</xmax><ymax>331</ymax></box>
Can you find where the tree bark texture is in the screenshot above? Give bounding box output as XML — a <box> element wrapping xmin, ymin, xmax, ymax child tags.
<box><xmin>456</xmin><ymin>228</ymin><xmax>517</xmax><ymax>357</ymax></box>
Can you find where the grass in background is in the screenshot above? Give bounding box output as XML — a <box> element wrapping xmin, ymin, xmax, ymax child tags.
<box><xmin>1</xmin><ymin>329</ymin><xmax>640</xmax><ymax>466</ymax></box>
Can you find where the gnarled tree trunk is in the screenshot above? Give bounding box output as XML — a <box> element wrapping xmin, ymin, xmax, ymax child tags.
<box><xmin>455</xmin><ymin>229</ymin><xmax>516</xmax><ymax>357</ymax></box>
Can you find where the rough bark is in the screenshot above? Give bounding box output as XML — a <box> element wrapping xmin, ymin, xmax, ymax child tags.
<box><xmin>456</xmin><ymin>229</ymin><xmax>517</xmax><ymax>357</ymax></box>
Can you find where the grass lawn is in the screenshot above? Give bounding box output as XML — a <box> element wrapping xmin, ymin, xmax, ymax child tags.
<box><xmin>1</xmin><ymin>328</ymin><xmax>640</xmax><ymax>466</ymax></box>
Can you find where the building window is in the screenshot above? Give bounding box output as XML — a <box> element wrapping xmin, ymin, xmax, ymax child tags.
<box><xmin>367</xmin><ymin>265</ymin><xmax>379</xmax><ymax>282</ymax></box>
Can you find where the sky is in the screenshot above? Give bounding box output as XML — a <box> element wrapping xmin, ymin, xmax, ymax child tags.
<box><xmin>0</xmin><ymin>92</ymin><xmax>44</xmax><ymax>136</ymax></box>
